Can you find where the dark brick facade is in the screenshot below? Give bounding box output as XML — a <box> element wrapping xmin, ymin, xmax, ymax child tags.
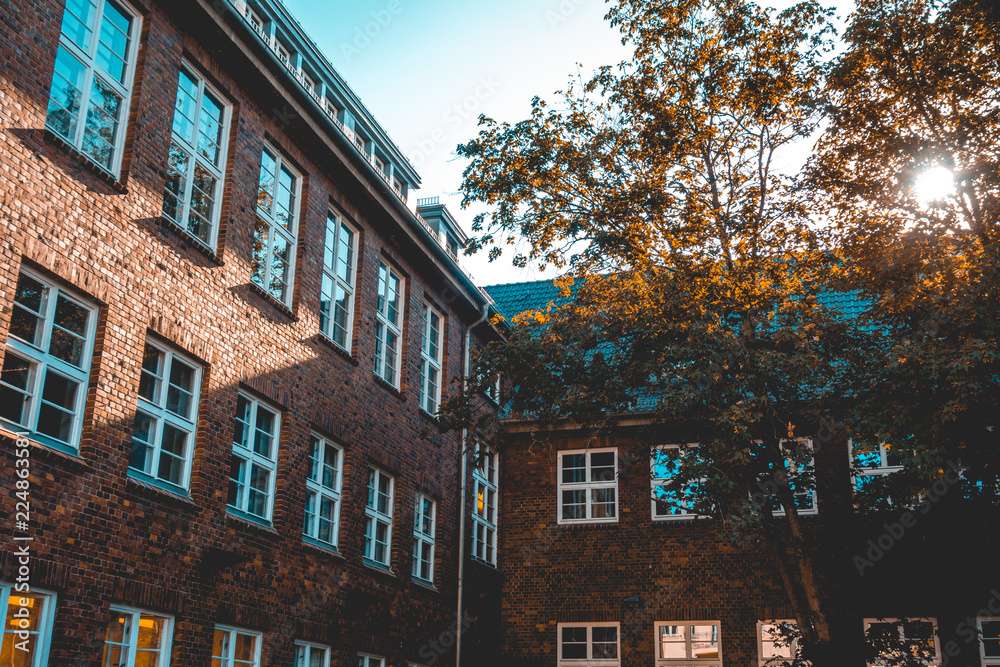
<box><xmin>0</xmin><ymin>0</ymin><xmax>500</xmax><ymax>664</ymax></box>
<box><xmin>494</xmin><ymin>421</ymin><xmax>1000</xmax><ymax>666</ymax></box>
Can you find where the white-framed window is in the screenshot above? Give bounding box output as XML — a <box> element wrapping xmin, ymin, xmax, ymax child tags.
<box><xmin>655</xmin><ymin>621</ymin><xmax>722</xmax><ymax>665</ymax></box>
<box><xmin>100</xmin><ymin>605</ymin><xmax>173</xmax><ymax>667</ymax></box>
<box><xmin>863</xmin><ymin>617</ymin><xmax>940</xmax><ymax>666</ymax></box>
<box><xmin>652</xmin><ymin>444</ymin><xmax>703</xmax><ymax>520</ymax></box>
<box><xmin>851</xmin><ymin>438</ymin><xmax>904</xmax><ymax>493</ymax></box>
<box><xmin>472</xmin><ymin>448</ymin><xmax>498</xmax><ymax>566</ymax></box>
<box><xmin>758</xmin><ymin>438</ymin><xmax>818</xmax><ymax>517</ymax></box>
<box><xmin>45</xmin><ymin>0</ymin><xmax>141</xmax><ymax>175</ymax></box>
<box><xmin>364</xmin><ymin>467</ymin><xmax>394</xmax><ymax>567</ymax></box>
<box><xmin>980</xmin><ymin>617</ymin><xmax>1000</xmax><ymax>666</ymax></box>
<box><xmin>162</xmin><ymin>63</ymin><xmax>231</xmax><ymax>250</ymax></box>
<box><xmin>295</xmin><ymin>640</ymin><xmax>331</xmax><ymax>667</ymax></box>
<box><xmin>412</xmin><ymin>492</ymin><xmax>436</xmax><ymax>583</ymax></box>
<box><xmin>419</xmin><ymin>303</ymin><xmax>443</xmax><ymax>415</ymax></box>
<box><xmin>227</xmin><ymin>393</ymin><xmax>281</xmax><ymax>523</ymax></box>
<box><xmin>558</xmin><ymin>622</ymin><xmax>620</xmax><ymax>666</ymax></box>
<box><xmin>0</xmin><ymin>583</ymin><xmax>57</xmax><ymax>666</ymax></box>
<box><xmin>129</xmin><ymin>338</ymin><xmax>201</xmax><ymax>492</ymax></box>
<box><xmin>253</xmin><ymin>144</ymin><xmax>301</xmax><ymax>306</ymax></box>
<box><xmin>303</xmin><ymin>434</ymin><xmax>343</xmax><ymax>548</ymax></box>
<box><xmin>358</xmin><ymin>654</ymin><xmax>386</xmax><ymax>667</ymax></box>
<box><xmin>373</xmin><ymin>262</ymin><xmax>404</xmax><ymax>387</ymax></box>
<box><xmin>558</xmin><ymin>448</ymin><xmax>618</xmax><ymax>524</ymax></box>
<box><xmin>1</xmin><ymin>268</ymin><xmax>97</xmax><ymax>452</ymax></box>
<box><xmin>757</xmin><ymin>620</ymin><xmax>801</xmax><ymax>666</ymax></box>
<box><xmin>319</xmin><ymin>212</ymin><xmax>357</xmax><ymax>351</ymax></box>
<box><xmin>212</xmin><ymin>625</ymin><xmax>262</xmax><ymax>667</ymax></box>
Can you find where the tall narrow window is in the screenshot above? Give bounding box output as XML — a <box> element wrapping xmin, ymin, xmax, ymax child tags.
<box><xmin>253</xmin><ymin>145</ymin><xmax>301</xmax><ymax>306</ymax></box>
<box><xmin>129</xmin><ymin>338</ymin><xmax>201</xmax><ymax>493</ymax></box>
<box><xmin>558</xmin><ymin>449</ymin><xmax>618</xmax><ymax>524</ymax></box>
<box><xmin>758</xmin><ymin>620</ymin><xmax>801</xmax><ymax>666</ymax></box>
<box><xmin>162</xmin><ymin>65</ymin><xmax>230</xmax><ymax>249</ymax></box>
<box><xmin>652</xmin><ymin>445</ymin><xmax>703</xmax><ymax>521</ymax></box>
<box><xmin>558</xmin><ymin>623</ymin><xmax>620</xmax><ymax>666</ymax></box>
<box><xmin>295</xmin><ymin>641</ymin><xmax>331</xmax><ymax>667</ymax></box>
<box><xmin>363</xmin><ymin>467</ymin><xmax>394</xmax><ymax>568</ymax></box>
<box><xmin>1</xmin><ymin>269</ymin><xmax>96</xmax><ymax>452</ymax></box>
<box><xmin>212</xmin><ymin>625</ymin><xmax>261</xmax><ymax>667</ymax></box>
<box><xmin>374</xmin><ymin>262</ymin><xmax>404</xmax><ymax>387</ymax></box>
<box><xmin>412</xmin><ymin>493</ymin><xmax>436</xmax><ymax>583</ymax></box>
<box><xmin>863</xmin><ymin>618</ymin><xmax>939</xmax><ymax>666</ymax></box>
<box><xmin>46</xmin><ymin>0</ymin><xmax>141</xmax><ymax>174</ymax></box>
<box><xmin>472</xmin><ymin>448</ymin><xmax>498</xmax><ymax>566</ymax></box>
<box><xmin>100</xmin><ymin>606</ymin><xmax>172</xmax><ymax>667</ymax></box>
<box><xmin>419</xmin><ymin>304</ymin><xmax>443</xmax><ymax>415</ymax></box>
<box><xmin>227</xmin><ymin>393</ymin><xmax>281</xmax><ymax>523</ymax></box>
<box><xmin>980</xmin><ymin>617</ymin><xmax>1000</xmax><ymax>666</ymax></box>
<box><xmin>319</xmin><ymin>213</ymin><xmax>357</xmax><ymax>350</ymax></box>
<box><xmin>303</xmin><ymin>434</ymin><xmax>342</xmax><ymax>549</ymax></box>
<box><xmin>655</xmin><ymin>622</ymin><xmax>722</xmax><ymax>665</ymax></box>
<box><xmin>0</xmin><ymin>584</ymin><xmax>57</xmax><ymax>666</ymax></box>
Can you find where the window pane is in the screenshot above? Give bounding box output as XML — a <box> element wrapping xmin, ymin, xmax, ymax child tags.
<box><xmin>0</xmin><ymin>353</ymin><xmax>34</xmax><ymax>426</ymax></box>
<box><xmin>11</xmin><ymin>274</ymin><xmax>46</xmax><ymax>346</ymax></box>
<box><xmin>561</xmin><ymin>454</ymin><xmax>586</xmax><ymax>483</ymax></box>
<box><xmin>60</xmin><ymin>0</ymin><xmax>97</xmax><ymax>51</ymax></box>
<box><xmin>46</xmin><ymin>46</ymin><xmax>86</xmax><ymax>140</ymax></box>
<box><xmin>95</xmin><ymin>0</ymin><xmax>132</xmax><ymax>83</ymax></box>
<box><xmin>166</xmin><ymin>358</ymin><xmax>196</xmax><ymax>417</ymax></box>
<box><xmin>658</xmin><ymin>625</ymin><xmax>686</xmax><ymax>659</ymax></box>
<box><xmin>690</xmin><ymin>624</ymin><xmax>719</xmax><ymax>658</ymax></box>
<box><xmin>561</xmin><ymin>627</ymin><xmax>587</xmax><ymax>659</ymax></box>
<box><xmin>82</xmin><ymin>76</ymin><xmax>123</xmax><ymax>169</ymax></box>
<box><xmin>129</xmin><ymin>410</ymin><xmax>155</xmax><ymax>472</ymax></box>
<box><xmin>590</xmin><ymin>452</ymin><xmax>615</xmax><ymax>481</ymax></box>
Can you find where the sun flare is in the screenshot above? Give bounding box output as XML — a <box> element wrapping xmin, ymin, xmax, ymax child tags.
<box><xmin>914</xmin><ymin>166</ymin><xmax>956</xmax><ymax>206</ymax></box>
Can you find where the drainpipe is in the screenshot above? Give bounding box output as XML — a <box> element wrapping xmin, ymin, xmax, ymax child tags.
<box><xmin>455</xmin><ymin>299</ymin><xmax>491</xmax><ymax>667</ymax></box>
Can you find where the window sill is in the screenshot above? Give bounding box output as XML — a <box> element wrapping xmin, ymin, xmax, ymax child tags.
<box><xmin>125</xmin><ymin>474</ymin><xmax>198</xmax><ymax>509</ymax></box>
<box><xmin>373</xmin><ymin>375</ymin><xmax>405</xmax><ymax>401</ymax></box>
<box><xmin>362</xmin><ymin>558</ymin><xmax>395</xmax><ymax>578</ymax></box>
<box><xmin>411</xmin><ymin>576</ymin><xmax>439</xmax><ymax>593</ymax></box>
<box><xmin>247</xmin><ymin>281</ymin><xmax>297</xmax><ymax>320</ymax></box>
<box><xmin>43</xmin><ymin>127</ymin><xmax>127</xmax><ymax>192</ymax></box>
<box><xmin>157</xmin><ymin>217</ymin><xmax>224</xmax><ymax>264</ymax></box>
<box><xmin>469</xmin><ymin>556</ymin><xmax>498</xmax><ymax>570</ymax></box>
<box><xmin>557</xmin><ymin>518</ymin><xmax>620</xmax><ymax>527</ymax></box>
<box><xmin>418</xmin><ymin>408</ymin><xmax>444</xmax><ymax>429</ymax></box>
<box><xmin>302</xmin><ymin>535</ymin><xmax>344</xmax><ymax>559</ymax></box>
<box><xmin>0</xmin><ymin>425</ymin><xmax>88</xmax><ymax>468</ymax></box>
<box><xmin>225</xmin><ymin>509</ymin><xmax>279</xmax><ymax>536</ymax></box>
<box><xmin>317</xmin><ymin>333</ymin><xmax>358</xmax><ymax>365</ymax></box>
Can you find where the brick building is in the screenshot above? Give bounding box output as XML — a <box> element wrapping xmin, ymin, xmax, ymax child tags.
<box><xmin>0</xmin><ymin>0</ymin><xmax>505</xmax><ymax>665</ymax></box>
<box><xmin>484</xmin><ymin>280</ymin><xmax>1000</xmax><ymax>667</ymax></box>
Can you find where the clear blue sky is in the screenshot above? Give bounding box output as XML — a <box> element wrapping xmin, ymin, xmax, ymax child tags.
<box><xmin>281</xmin><ymin>0</ymin><xmax>851</xmax><ymax>286</ymax></box>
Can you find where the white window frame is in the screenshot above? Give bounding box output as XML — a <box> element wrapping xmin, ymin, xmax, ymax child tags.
<box><xmin>980</xmin><ymin>616</ymin><xmax>1000</xmax><ymax>666</ymax></box>
<box><xmin>46</xmin><ymin>0</ymin><xmax>142</xmax><ymax>176</ymax></box>
<box><xmin>129</xmin><ymin>337</ymin><xmax>202</xmax><ymax>492</ymax></box>
<box><xmin>319</xmin><ymin>212</ymin><xmax>358</xmax><ymax>351</ymax></box>
<box><xmin>0</xmin><ymin>583</ymin><xmax>57</xmax><ymax>667</ymax></box>
<box><xmin>162</xmin><ymin>62</ymin><xmax>232</xmax><ymax>250</ymax></box>
<box><xmin>303</xmin><ymin>433</ymin><xmax>343</xmax><ymax>549</ymax></box>
<box><xmin>769</xmin><ymin>438</ymin><xmax>819</xmax><ymax>517</ymax></box>
<box><xmin>373</xmin><ymin>261</ymin><xmax>405</xmax><ymax>388</ymax></box>
<box><xmin>557</xmin><ymin>622</ymin><xmax>620</xmax><ymax>667</ymax></box>
<box><xmin>654</xmin><ymin>621</ymin><xmax>722</xmax><ymax>666</ymax></box>
<box><xmin>227</xmin><ymin>392</ymin><xmax>281</xmax><ymax>523</ymax></box>
<box><xmin>358</xmin><ymin>653</ymin><xmax>386</xmax><ymax>667</ymax></box>
<box><xmin>419</xmin><ymin>303</ymin><xmax>443</xmax><ymax>415</ymax></box>
<box><xmin>757</xmin><ymin>620</ymin><xmax>801</xmax><ymax>666</ymax></box>
<box><xmin>412</xmin><ymin>492</ymin><xmax>436</xmax><ymax>584</ymax></box>
<box><xmin>295</xmin><ymin>640</ymin><xmax>331</xmax><ymax>667</ymax></box>
<box><xmin>651</xmin><ymin>444</ymin><xmax>704</xmax><ymax>521</ymax></box>
<box><xmin>2</xmin><ymin>267</ymin><xmax>97</xmax><ymax>452</ymax></box>
<box><xmin>471</xmin><ymin>448</ymin><xmax>499</xmax><ymax>566</ymax></box>
<box><xmin>863</xmin><ymin>617</ymin><xmax>941</xmax><ymax>666</ymax></box>
<box><xmin>212</xmin><ymin>624</ymin><xmax>262</xmax><ymax>667</ymax></box>
<box><xmin>102</xmin><ymin>605</ymin><xmax>173</xmax><ymax>667</ymax></box>
<box><xmin>252</xmin><ymin>144</ymin><xmax>302</xmax><ymax>307</ymax></box>
<box><xmin>850</xmin><ymin>438</ymin><xmax>904</xmax><ymax>493</ymax></box>
<box><xmin>557</xmin><ymin>448</ymin><xmax>619</xmax><ymax>525</ymax></box>
<box><xmin>363</xmin><ymin>467</ymin><xmax>394</xmax><ymax>568</ymax></box>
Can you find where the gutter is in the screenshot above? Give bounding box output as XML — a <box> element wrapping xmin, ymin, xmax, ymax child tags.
<box><xmin>455</xmin><ymin>299</ymin><xmax>492</xmax><ymax>667</ymax></box>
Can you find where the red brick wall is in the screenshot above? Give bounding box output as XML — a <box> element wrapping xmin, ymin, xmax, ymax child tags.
<box><xmin>0</xmin><ymin>0</ymin><xmax>491</xmax><ymax>664</ymax></box>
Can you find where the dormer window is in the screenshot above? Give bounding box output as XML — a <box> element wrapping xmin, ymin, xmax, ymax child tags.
<box><xmin>274</xmin><ymin>36</ymin><xmax>293</xmax><ymax>69</ymax></box>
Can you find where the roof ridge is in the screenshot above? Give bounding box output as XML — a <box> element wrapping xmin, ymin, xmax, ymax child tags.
<box><xmin>482</xmin><ymin>277</ymin><xmax>565</xmax><ymax>289</ymax></box>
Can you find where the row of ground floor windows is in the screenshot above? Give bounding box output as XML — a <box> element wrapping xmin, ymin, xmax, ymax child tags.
<box><xmin>557</xmin><ymin>618</ymin><xmax>1000</xmax><ymax>666</ymax></box>
<box><xmin>0</xmin><ymin>585</ymin><xmax>430</xmax><ymax>666</ymax></box>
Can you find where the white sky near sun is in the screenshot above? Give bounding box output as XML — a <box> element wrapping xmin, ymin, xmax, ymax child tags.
<box><xmin>283</xmin><ymin>0</ymin><xmax>855</xmax><ymax>286</ymax></box>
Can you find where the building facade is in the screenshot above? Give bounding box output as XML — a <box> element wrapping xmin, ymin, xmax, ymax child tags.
<box><xmin>485</xmin><ymin>280</ymin><xmax>1000</xmax><ymax>667</ymax></box>
<box><xmin>0</xmin><ymin>0</ymin><xmax>503</xmax><ymax>665</ymax></box>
